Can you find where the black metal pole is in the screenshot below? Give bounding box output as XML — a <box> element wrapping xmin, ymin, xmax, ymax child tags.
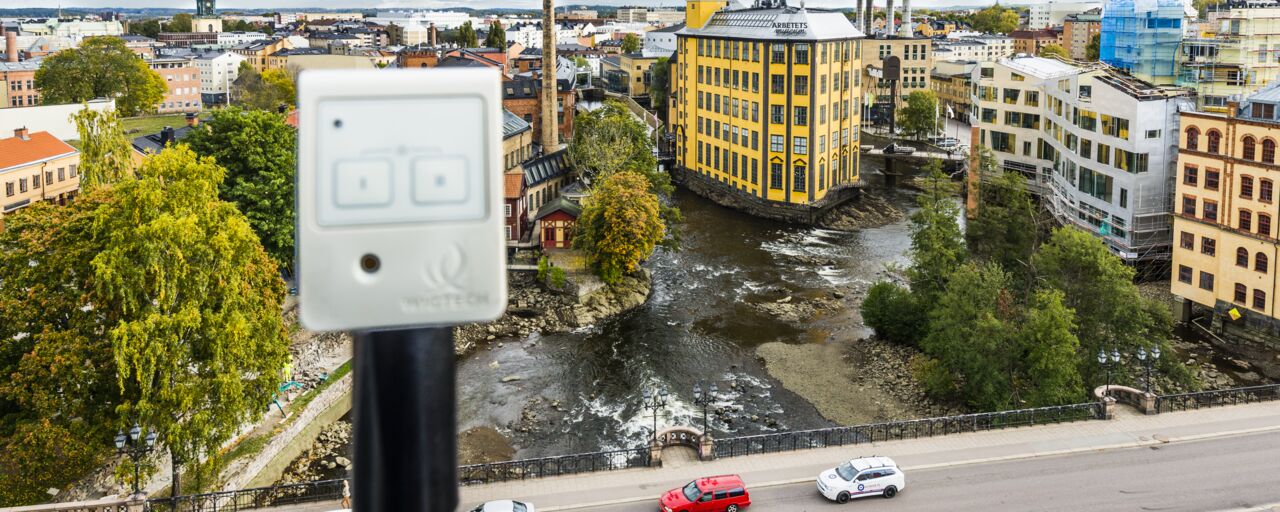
<box><xmin>132</xmin><ymin>451</ymin><xmax>141</xmax><ymax>496</ymax></box>
<box><xmin>352</xmin><ymin>328</ymin><xmax>457</xmax><ymax>512</ymax></box>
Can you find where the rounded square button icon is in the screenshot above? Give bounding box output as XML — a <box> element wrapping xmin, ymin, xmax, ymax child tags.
<box><xmin>412</xmin><ymin>156</ymin><xmax>468</xmax><ymax>204</ymax></box>
<box><xmin>334</xmin><ymin>159</ymin><xmax>393</xmax><ymax>208</ymax></box>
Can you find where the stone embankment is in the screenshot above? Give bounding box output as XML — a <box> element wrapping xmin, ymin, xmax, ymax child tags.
<box><xmin>453</xmin><ymin>269</ymin><xmax>652</xmax><ymax>357</ymax></box>
<box><xmin>818</xmin><ymin>190</ymin><xmax>907</xmax><ymax>231</ymax></box>
<box><xmin>276</xmin><ymin>421</ymin><xmax>352</xmax><ymax>485</ymax></box>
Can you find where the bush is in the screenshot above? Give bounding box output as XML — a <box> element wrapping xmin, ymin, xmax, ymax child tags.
<box><xmin>860</xmin><ymin>282</ymin><xmax>926</xmax><ymax>345</ymax></box>
<box><xmin>537</xmin><ymin>256</ymin><xmax>549</xmax><ymax>281</ymax></box>
<box><xmin>910</xmin><ymin>355</ymin><xmax>957</xmax><ymax>402</ymax></box>
<box><xmin>549</xmin><ymin>267</ymin><xmax>566</xmax><ymax>289</ymax></box>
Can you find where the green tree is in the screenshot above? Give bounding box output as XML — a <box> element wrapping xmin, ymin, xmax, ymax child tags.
<box><xmin>232</xmin><ymin>62</ymin><xmax>294</xmax><ymax>111</ymax></box>
<box><xmin>1194</xmin><ymin>0</ymin><xmax>1225</xmax><ymax>18</ymax></box>
<box><xmin>458</xmin><ymin>21</ymin><xmax>479</xmax><ymax>48</ymax></box>
<box><xmin>965</xmin><ymin>147</ymin><xmax>1040</xmax><ymax>281</ymax></box>
<box><xmin>970</xmin><ymin>4</ymin><xmax>1020</xmax><ymax>34</ymax></box>
<box><xmin>622</xmin><ymin>33</ymin><xmax>641</xmax><ymax>54</ymax></box>
<box><xmin>1019</xmin><ymin>289</ymin><xmax>1085</xmax><ymax>406</ymax></box>
<box><xmin>1038</xmin><ymin>44</ymin><xmax>1069</xmax><ymax>60</ymax></box>
<box><xmin>165</xmin><ymin>13</ymin><xmax>193</xmax><ymax>33</ymax></box>
<box><xmin>897</xmin><ymin>90</ymin><xmax>939</xmax><ymax>140</ymax></box>
<box><xmin>649</xmin><ymin>57</ymin><xmax>670</xmax><ymax>110</ymax></box>
<box><xmin>861</xmin><ymin>281</ymin><xmax>927</xmax><ymax>345</ymax></box>
<box><xmin>35</xmin><ymin>37</ymin><xmax>167</xmax><ymax>116</ymax></box>
<box><xmin>907</xmin><ymin>160</ymin><xmax>966</xmax><ymax>303</ymax></box>
<box><xmin>574</xmin><ymin>171</ymin><xmax>666</xmax><ymax>284</ymax></box>
<box><xmin>95</xmin><ymin>145</ymin><xmax>289</xmax><ymax>495</ymax></box>
<box><xmin>1032</xmin><ymin>227</ymin><xmax>1172</xmax><ymax>384</ymax></box>
<box><xmin>483</xmin><ymin>21</ymin><xmax>507</xmax><ymax>49</ymax></box>
<box><xmin>1086</xmin><ymin>33</ymin><xmax>1101</xmax><ymax>61</ymax></box>
<box><xmin>184</xmin><ymin>107</ymin><xmax>297</xmax><ymax>269</ymax></box>
<box><xmin>921</xmin><ymin>262</ymin><xmax>1016</xmax><ymax>410</ymax></box>
<box><xmin>570</xmin><ymin>100</ymin><xmax>666</xmax><ymax>192</ymax></box>
<box><xmin>71</xmin><ymin>106</ymin><xmax>135</xmax><ymax>191</ymax></box>
<box><xmin>128</xmin><ymin>18</ymin><xmax>162</xmax><ymax>38</ymax></box>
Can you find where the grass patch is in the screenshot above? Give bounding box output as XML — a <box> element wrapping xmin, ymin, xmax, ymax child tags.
<box><xmin>121</xmin><ymin>114</ymin><xmax>191</xmax><ymax>136</ymax></box>
<box><xmin>222</xmin><ymin>434</ymin><xmax>271</xmax><ymax>466</ymax></box>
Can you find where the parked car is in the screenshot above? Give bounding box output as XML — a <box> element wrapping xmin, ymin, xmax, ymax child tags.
<box><xmin>660</xmin><ymin>474</ymin><xmax>751</xmax><ymax>512</ymax></box>
<box><xmin>467</xmin><ymin>500</ymin><xmax>534</xmax><ymax>512</ymax></box>
<box><xmin>933</xmin><ymin>137</ymin><xmax>960</xmax><ymax>150</ymax></box>
<box><xmin>884</xmin><ymin>143</ymin><xmax>915</xmax><ymax>155</ymax></box>
<box><xmin>815</xmin><ymin>456</ymin><xmax>905</xmax><ymax>503</ymax></box>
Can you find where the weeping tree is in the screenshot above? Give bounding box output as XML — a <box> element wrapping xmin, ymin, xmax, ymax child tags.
<box><xmin>71</xmin><ymin>106</ymin><xmax>135</xmax><ymax>191</ymax></box>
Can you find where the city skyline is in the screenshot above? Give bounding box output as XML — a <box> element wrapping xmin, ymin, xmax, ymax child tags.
<box><xmin>9</xmin><ymin>0</ymin><xmax>1066</xmax><ymax>12</ymax></box>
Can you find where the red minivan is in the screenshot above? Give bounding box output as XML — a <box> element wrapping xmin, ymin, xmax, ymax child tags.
<box><xmin>659</xmin><ymin>474</ymin><xmax>751</xmax><ymax>512</ymax></box>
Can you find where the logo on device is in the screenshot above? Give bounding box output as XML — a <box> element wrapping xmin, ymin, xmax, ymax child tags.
<box><xmin>424</xmin><ymin>243</ymin><xmax>467</xmax><ymax>292</ymax></box>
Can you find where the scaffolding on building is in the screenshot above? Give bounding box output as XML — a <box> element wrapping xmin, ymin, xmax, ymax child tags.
<box><xmin>1100</xmin><ymin>0</ymin><xmax>1184</xmax><ymax>84</ymax></box>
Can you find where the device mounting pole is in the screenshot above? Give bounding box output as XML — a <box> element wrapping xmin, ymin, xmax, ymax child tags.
<box><xmin>352</xmin><ymin>328</ymin><xmax>458</xmax><ymax>512</ymax></box>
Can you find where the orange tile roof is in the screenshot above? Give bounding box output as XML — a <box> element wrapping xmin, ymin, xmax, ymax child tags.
<box><xmin>504</xmin><ymin>170</ymin><xmax>524</xmax><ymax>199</ymax></box>
<box><xmin>0</xmin><ymin>131</ymin><xmax>77</xmax><ymax>172</ymax></box>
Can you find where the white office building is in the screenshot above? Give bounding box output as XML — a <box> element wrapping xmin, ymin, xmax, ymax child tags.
<box><xmin>217</xmin><ymin>31</ymin><xmax>269</xmax><ymax>47</ymax></box>
<box><xmin>972</xmin><ymin>56</ymin><xmax>1195</xmax><ymax>261</ymax></box>
<box><xmin>933</xmin><ymin>35</ymin><xmax>1013</xmax><ymax>63</ymax></box>
<box><xmin>372</xmin><ymin>10</ymin><xmax>473</xmax><ymax>29</ymax></box>
<box><xmin>1028</xmin><ymin>1</ymin><xmax>1102</xmax><ymax>29</ymax></box>
<box><xmin>642</xmin><ymin>23</ymin><xmax>682</xmax><ymax>57</ymax></box>
<box><xmin>194</xmin><ymin>51</ymin><xmax>247</xmax><ymax>106</ymax></box>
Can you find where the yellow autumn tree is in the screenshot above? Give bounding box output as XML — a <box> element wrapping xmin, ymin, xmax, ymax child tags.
<box><xmin>574</xmin><ymin>171</ymin><xmax>665</xmax><ymax>285</ymax></box>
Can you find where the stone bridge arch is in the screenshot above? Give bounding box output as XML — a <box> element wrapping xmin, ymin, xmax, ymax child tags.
<box><xmin>648</xmin><ymin>426</ymin><xmax>713</xmax><ymax>466</ymax></box>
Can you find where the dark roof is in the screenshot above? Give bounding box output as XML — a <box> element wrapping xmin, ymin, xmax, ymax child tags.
<box><xmin>502</xmin><ymin>78</ymin><xmax>574</xmax><ymax>98</ymax></box>
<box><xmin>437</xmin><ymin>55</ymin><xmax>492</xmax><ymax>68</ymax></box>
<box><xmin>131</xmin><ymin>124</ymin><xmax>197</xmax><ymax>154</ymax></box>
<box><xmin>651</xmin><ymin>23</ymin><xmax>686</xmax><ymax>33</ymax></box>
<box><xmin>272</xmin><ymin>47</ymin><xmax>329</xmax><ymax>57</ymax></box>
<box><xmin>534</xmin><ymin>196</ymin><xmax>582</xmax><ymax>220</ymax></box>
<box><xmin>503</xmin><ymin>109</ymin><xmax>531</xmax><ymax>139</ymax></box>
<box><xmin>523</xmin><ymin>148</ymin><xmax>571</xmax><ymax>187</ymax></box>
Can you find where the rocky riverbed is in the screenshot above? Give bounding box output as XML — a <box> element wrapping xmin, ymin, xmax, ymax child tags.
<box><xmin>818</xmin><ymin>189</ymin><xmax>907</xmax><ymax>231</ymax></box>
<box><xmin>452</xmin><ymin>269</ymin><xmax>653</xmax><ymax>358</ymax></box>
<box><xmin>276</xmin><ymin>421</ymin><xmax>352</xmax><ymax>485</ymax></box>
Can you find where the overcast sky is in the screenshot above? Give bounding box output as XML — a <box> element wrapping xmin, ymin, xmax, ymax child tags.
<box><xmin>15</xmin><ymin>0</ymin><xmax>1038</xmax><ymax>11</ymax></box>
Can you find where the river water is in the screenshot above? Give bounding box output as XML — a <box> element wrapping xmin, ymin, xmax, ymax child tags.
<box><xmin>456</xmin><ymin>189</ymin><xmax>917</xmax><ymax>458</ymax></box>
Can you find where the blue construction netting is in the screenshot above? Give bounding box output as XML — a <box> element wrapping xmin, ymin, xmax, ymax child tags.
<box><xmin>1100</xmin><ymin>0</ymin><xmax>1184</xmax><ymax>83</ymax></box>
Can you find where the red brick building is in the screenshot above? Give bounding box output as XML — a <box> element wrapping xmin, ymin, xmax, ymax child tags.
<box><xmin>502</xmin><ymin>77</ymin><xmax>576</xmax><ymax>148</ymax></box>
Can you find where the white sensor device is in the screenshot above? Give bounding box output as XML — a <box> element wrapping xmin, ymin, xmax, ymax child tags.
<box><xmin>296</xmin><ymin>68</ymin><xmax>507</xmax><ymax>331</ymax></box>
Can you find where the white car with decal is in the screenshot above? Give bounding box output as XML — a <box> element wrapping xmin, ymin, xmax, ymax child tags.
<box><xmin>815</xmin><ymin>456</ymin><xmax>905</xmax><ymax>503</ymax></box>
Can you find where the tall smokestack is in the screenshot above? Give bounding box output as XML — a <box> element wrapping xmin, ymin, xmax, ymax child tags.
<box><xmin>5</xmin><ymin>29</ymin><xmax>16</xmax><ymax>63</ymax></box>
<box><xmin>885</xmin><ymin>0</ymin><xmax>895</xmax><ymax>36</ymax></box>
<box><xmin>864</xmin><ymin>0</ymin><xmax>873</xmax><ymax>36</ymax></box>
<box><xmin>854</xmin><ymin>0</ymin><xmax>863</xmax><ymax>31</ymax></box>
<box><xmin>541</xmin><ymin>0</ymin><xmax>559</xmax><ymax>152</ymax></box>
<box><xmin>903</xmin><ymin>0</ymin><xmax>912</xmax><ymax>37</ymax></box>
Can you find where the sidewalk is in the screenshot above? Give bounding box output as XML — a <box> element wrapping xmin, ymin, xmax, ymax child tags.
<box><xmin>460</xmin><ymin>401</ymin><xmax>1280</xmax><ymax>511</ymax></box>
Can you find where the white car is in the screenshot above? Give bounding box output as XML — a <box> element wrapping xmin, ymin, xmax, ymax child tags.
<box><xmin>468</xmin><ymin>500</ymin><xmax>534</xmax><ymax>512</ymax></box>
<box><xmin>815</xmin><ymin>456</ymin><xmax>905</xmax><ymax>503</ymax></box>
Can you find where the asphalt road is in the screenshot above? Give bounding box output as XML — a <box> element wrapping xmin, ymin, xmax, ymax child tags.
<box><xmin>590</xmin><ymin>430</ymin><xmax>1280</xmax><ymax>512</ymax></box>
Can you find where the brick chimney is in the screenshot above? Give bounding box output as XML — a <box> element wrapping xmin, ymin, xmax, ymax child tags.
<box><xmin>541</xmin><ymin>0</ymin><xmax>560</xmax><ymax>151</ymax></box>
<box><xmin>14</xmin><ymin>127</ymin><xmax>29</xmax><ymax>140</ymax></box>
<box><xmin>5</xmin><ymin>29</ymin><xmax>17</xmax><ymax>63</ymax></box>
<box><xmin>1226</xmin><ymin>100</ymin><xmax>1239</xmax><ymax>118</ymax></box>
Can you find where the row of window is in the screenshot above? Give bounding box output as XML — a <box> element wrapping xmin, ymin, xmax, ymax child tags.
<box><xmin>695</xmin><ymin>144</ymin><xmax>846</xmax><ymax>194</ymax></box>
<box><xmin>694</xmin><ymin>65</ymin><xmax>857</xmax><ymax>97</ymax></box>
<box><xmin>1176</xmin><ymin>265</ymin><xmax>1268</xmax><ymax>310</ymax></box>
<box><xmin>1042</xmin><ymin>118</ymin><xmax>1150</xmax><ymax>174</ymax></box>
<box><xmin>692</xmin><ymin>38</ymin><xmax>857</xmax><ymax>66</ymax></box>
<box><xmin>3</xmin><ymin>165</ymin><xmax>77</xmax><ymax>197</ymax></box>
<box><xmin>1183</xmin><ymin>165</ymin><xmax>1275</xmax><ymax>201</ymax></box>
<box><xmin>8</xmin><ymin>94</ymin><xmax>39</xmax><ymax>107</ymax></box>
<box><xmin>1186</xmin><ymin>126</ymin><xmax>1280</xmax><ymax>163</ymax></box>
<box><xmin>8</xmin><ymin>79</ymin><xmax>34</xmax><ymax>91</ymax></box>
<box><xmin>1180</xmin><ymin>232</ymin><xmax>1271</xmax><ymax>271</ymax></box>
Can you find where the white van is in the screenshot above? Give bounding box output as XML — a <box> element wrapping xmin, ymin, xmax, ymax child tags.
<box><xmin>815</xmin><ymin>456</ymin><xmax>906</xmax><ymax>503</ymax></box>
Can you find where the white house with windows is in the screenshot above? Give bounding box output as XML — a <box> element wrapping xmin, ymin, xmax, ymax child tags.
<box><xmin>972</xmin><ymin>55</ymin><xmax>1195</xmax><ymax>261</ymax></box>
<box><xmin>193</xmin><ymin>51</ymin><xmax>247</xmax><ymax>106</ymax></box>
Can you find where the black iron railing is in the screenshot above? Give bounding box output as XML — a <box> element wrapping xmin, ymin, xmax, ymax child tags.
<box><xmin>458</xmin><ymin>447</ymin><xmax>650</xmax><ymax>486</ymax></box>
<box><xmin>713</xmin><ymin>402</ymin><xmax>1104</xmax><ymax>459</ymax></box>
<box><xmin>1155</xmin><ymin>383</ymin><xmax>1280</xmax><ymax>414</ymax></box>
<box><xmin>146</xmin><ymin>478</ymin><xmax>344</xmax><ymax>512</ymax></box>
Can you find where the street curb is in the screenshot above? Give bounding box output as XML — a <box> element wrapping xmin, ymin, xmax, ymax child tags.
<box><xmin>540</xmin><ymin>424</ymin><xmax>1280</xmax><ymax>512</ymax></box>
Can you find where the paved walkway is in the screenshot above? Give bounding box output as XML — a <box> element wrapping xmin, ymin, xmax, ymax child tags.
<box><xmin>459</xmin><ymin>401</ymin><xmax>1280</xmax><ymax>511</ymax></box>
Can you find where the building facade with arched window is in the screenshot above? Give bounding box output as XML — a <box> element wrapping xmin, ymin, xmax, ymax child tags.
<box><xmin>1173</xmin><ymin>81</ymin><xmax>1280</xmax><ymax>334</ymax></box>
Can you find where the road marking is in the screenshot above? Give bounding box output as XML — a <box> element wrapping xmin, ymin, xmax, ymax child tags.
<box><xmin>539</xmin><ymin>424</ymin><xmax>1280</xmax><ymax>511</ymax></box>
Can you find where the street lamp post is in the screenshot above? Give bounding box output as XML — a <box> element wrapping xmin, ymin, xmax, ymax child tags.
<box><xmin>114</xmin><ymin>423</ymin><xmax>157</xmax><ymax>498</ymax></box>
<box><xmin>1136</xmin><ymin>345</ymin><xmax>1162</xmax><ymax>393</ymax></box>
<box><xmin>692</xmin><ymin>382</ymin><xmax>717</xmax><ymax>434</ymax></box>
<box><xmin>1098</xmin><ymin>348</ymin><xmax>1121</xmax><ymax>396</ymax></box>
<box><xmin>642</xmin><ymin>389</ymin><xmax>669</xmax><ymax>443</ymax></box>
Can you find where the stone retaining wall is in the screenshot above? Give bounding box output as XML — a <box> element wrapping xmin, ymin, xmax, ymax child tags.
<box><xmin>669</xmin><ymin>165</ymin><xmax>859</xmax><ymax>225</ymax></box>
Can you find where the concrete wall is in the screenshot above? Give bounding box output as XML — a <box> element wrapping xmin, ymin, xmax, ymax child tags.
<box><xmin>0</xmin><ymin>99</ymin><xmax>115</xmax><ymax>141</ymax></box>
